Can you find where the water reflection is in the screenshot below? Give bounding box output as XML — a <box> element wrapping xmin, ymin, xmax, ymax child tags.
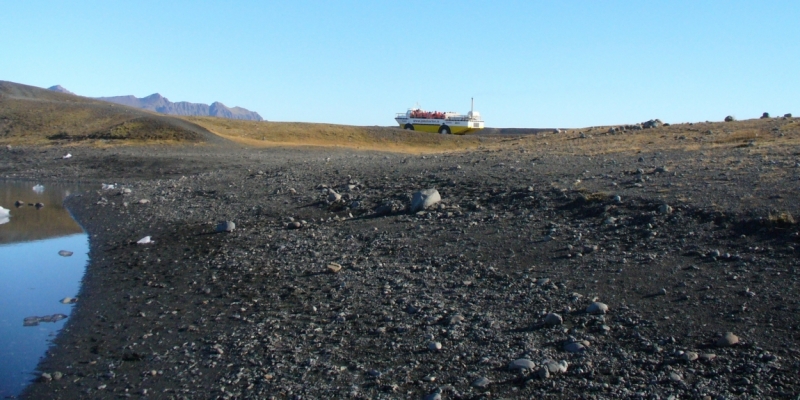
<box><xmin>0</xmin><ymin>182</ymin><xmax>84</xmax><ymax>244</ymax></box>
<box><xmin>0</xmin><ymin>181</ymin><xmax>88</xmax><ymax>397</ymax></box>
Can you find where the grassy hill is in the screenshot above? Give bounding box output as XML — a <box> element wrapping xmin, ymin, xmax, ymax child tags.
<box><xmin>182</xmin><ymin>117</ymin><xmax>500</xmax><ymax>153</ymax></box>
<box><xmin>184</xmin><ymin>114</ymin><xmax>800</xmax><ymax>156</ymax></box>
<box><xmin>0</xmin><ymin>81</ymin><xmax>215</xmax><ymax>146</ymax></box>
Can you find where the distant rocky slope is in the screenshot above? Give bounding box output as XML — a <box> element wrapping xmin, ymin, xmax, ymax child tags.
<box><xmin>47</xmin><ymin>85</ymin><xmax>75</xmax><ymax>95</ymax></box>
<box><xmin>47</xmin><ymin>86</ymin><xmax>263</xmax><ymax>121</ymax></box>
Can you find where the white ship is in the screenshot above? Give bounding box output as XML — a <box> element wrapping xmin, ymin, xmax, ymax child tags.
<box><xmin>395</xmin><ymin>98</ymin><xmax>484</xmax><ymax>135</ymax></box>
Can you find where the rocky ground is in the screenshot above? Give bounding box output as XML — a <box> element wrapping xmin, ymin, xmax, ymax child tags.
<box><xmin>4</xmin><ymin>137</ymin><xmax>800</xmax><ymax>399</ymax></box>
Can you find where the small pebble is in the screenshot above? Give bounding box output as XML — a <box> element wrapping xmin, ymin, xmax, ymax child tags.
<box><xmin>327</xmin><ymin>263</ymin><xmax>343</xmax><ymax>273</ymax></box>
<box><xmin>471</xmin><ymin>376</ymin><xmax>490</xmax><ymax>389</ymax></box>
<box><xmin>216</xmin><ymin>221</ymin><xmax>235</xmax><ymax>232</ymax></box>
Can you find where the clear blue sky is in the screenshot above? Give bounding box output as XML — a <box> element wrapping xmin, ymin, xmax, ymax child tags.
<box><xmin>2</xmin><ymin>1</ymin><xmax>798</xmax><ymax>128</ymax></box>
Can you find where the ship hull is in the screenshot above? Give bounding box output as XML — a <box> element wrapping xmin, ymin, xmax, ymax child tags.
<box><xmin>394</xmin><ymin>117</ymin><xmax>484</xmax><ymax>135</ymax></box>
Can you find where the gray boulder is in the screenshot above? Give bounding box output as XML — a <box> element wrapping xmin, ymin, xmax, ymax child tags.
<box><xmin>410</xmin><ymin>189</ymin><xmax>441</xmax><ymax>213</ymax></box>
<box><xmin>508</xmin><ymin>358</ymin><xmax>535</xmax><ymax>371</ymax></box>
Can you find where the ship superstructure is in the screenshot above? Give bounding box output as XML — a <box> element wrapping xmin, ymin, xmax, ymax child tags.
<box><xmin>395</xmin><ymin>98</ymin><xmax>484</xmax><ymax>135</ymax></box>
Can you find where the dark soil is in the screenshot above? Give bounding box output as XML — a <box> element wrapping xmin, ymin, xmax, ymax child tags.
<box><xmin>6</xmin><ymin>139</ymin><xmax>800</xmax><ymax>399</ymax></box>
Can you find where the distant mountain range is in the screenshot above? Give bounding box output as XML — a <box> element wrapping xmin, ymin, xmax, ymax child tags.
<box><xmin>47</xmin><ymin>85</ymin><xmax>263</xmax><ymax>121</ymax></box>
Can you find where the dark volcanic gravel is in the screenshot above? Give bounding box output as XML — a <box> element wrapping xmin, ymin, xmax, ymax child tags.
<box><xmin>4</xmin><ymin>142</ymin><xmax>799</xmax><ymax>399</ymax></box>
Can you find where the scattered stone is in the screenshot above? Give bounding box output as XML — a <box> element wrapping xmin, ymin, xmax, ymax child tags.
<box><xmin>760</xmin><ymin>112</ymin><xmax>770</xmax><ymax>119</ymax></box>
<box><xmin>60</xmin><ymin>297</ymin><xmax>78</xmax><ymax>304</ymax></box>
<box><xmin>447</xmin><ymin>314</ymin><xmax>465</xmax><ymax>325</ymax></box>
<box><xmin>724</xmin><ymin>115</ymin><xmax>736</xmax><ymax>122</ymax></box>
<box><xmin>216</xmin><ymin>221</ymin><xmax>235</xmax><ymax>232</ymax></box>
<box><xmin>138</xmin><ymin>199</ymin><xmax>150</xmax><ymax>204</ymax></box>
<box><xmin>410</xmin><ymin>189</ymin><xmax>441</xmax><ymax>213</ymax></box>
<box><xmin>586</xmin><ymin>302</ymin><xmax>609</xmax><ymax>315</ymax></box>
<box><xmin>52</xmin><ymin>371</ymin><xmax>63</xmax><ymax>381</ymax></box>
<box><xmin>699</xmin><ymin>353</ymin><xmax>717</xmax><ymax>361</ymax></box>
<box><xmin>659</xmin><ymin>204</ymin><xmax>673</xmax><ymax>214</ymax></box>
<box><xmin>375</xmin><ymin>200</ymin><xmax>402</xmax><ymax>216</ymax></box>
<box><xmin>682</xmin><ymin>351</ymin><xmax>699</xmax><ymax>362</ymax></box>
<box><xmin>536</xmin><ymin>367</ymin><xmax>550</xmax><ymax>379</ymax></box>
<box><xmin>544</xmin><ymin>360</ymin><xmax>568</xmax><ymax>374</ymax></box>
<box><xmin>423</xmin><ymin>389</ymin><xmax>442</xmax><ymax>400</ymax></box>
<box><xmin>508</xmin><ymin>358</ymin><xmax>535</xmax><ymax>371</ymax></box>
<box><xmin>23</xmin><ymin>314</ymin><xmax>68</xmax><ymax>327</ymax></box>
<box><xmin>428</xmin><ymin>341</ymin><xmax>442</xmax><ymax>351</ymax></box>
<box><xmin>544</xmin><ymin>312</ymin><xmax>563</xmax><ymax>326</ymax></box>
<box><xmin>41</xmin><ymin>372</ymin><xmax>52</xmax><ymax>382</ymax></box>
<box><xmin>717</xmin><ymin>332</ymin><xmax>739</xmax><ymax>347</ymax></box>
<box><xmin>785</xmin><ymin>113</ymin><xmax>792</xmax><ymax>118</ymax></box>
<box><xmin>327</xmin><ymin>190</ymin><xmax>341</xmax><ymax>202</ymax></box>
<box><xmin>670</xmin><ymin>372</ymin><xmax>683</xmax><ymax>382</ymax></box>
<box><xmin>137</xmin><ymin>236</ymin><xmax>152</xmax><ymax>245</ymax></box>
<box><xmin>537</xmin><ymin>278</ymin><xmax>551</xmax><ymax>286</ymax></box>
<box><xmin>564</xmin><ymin>341</ymin><xmax>587</xmax><ymax>354</ymax></box>
<box><xmin>287</xmin><ymin>221</ymin><xmax>302</xmax><ymax>229</ymax></box>
<box><xmin>327</xmin><ymin>263</ymin><xmax>343</xmax><ymax>273</ymax></box>
<box><xmin>58</xmin><ymin>250</ymin><xmax>73</xmax><ymax>257</ymax></box>
<box><xmin>471</xmin><ymin>376</ymin><xmax>490</xmax><ymax>389</ymax></box>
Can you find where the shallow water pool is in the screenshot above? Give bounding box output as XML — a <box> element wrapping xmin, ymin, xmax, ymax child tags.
<box><xmin>0</xmin><ymin>181</ymin><xmax>88</xmax><ymax>397</ymax></box>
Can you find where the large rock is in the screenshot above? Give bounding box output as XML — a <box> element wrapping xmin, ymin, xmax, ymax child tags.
<box><xmin>508</xmin><ymin>358</ymin><xmax>535</xmax><ymax>371</ymax></box>
<box><xmin>716</xmin><ymin>332</ymin><xmax>739</xmax><ymax>347</ymax></box>
<box><xmin>544</xmin><ymin>313</ymin><xmax>563</xmax><ymax>326</ymax></box>
<box><xmin>587</xmin><ymin>302</ymin><xmax>609</xmax><ymax>315</ymax></box>
<box><xmin>410</xmin><ymin>189</ymin><xmax>441</xmax><ymax>213</ymax></box>
<box><xmin>642</xmin><ymin>119</ymin><xmax>662</xmax><ymax>129</ymax></box>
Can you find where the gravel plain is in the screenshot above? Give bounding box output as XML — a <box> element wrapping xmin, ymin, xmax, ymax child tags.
<box><xmin>4</xmin><ymin>131</ymin><xmax>800</xmax><ymax>399</ymax></box>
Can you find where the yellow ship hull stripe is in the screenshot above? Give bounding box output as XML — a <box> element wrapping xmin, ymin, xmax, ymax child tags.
<box><xmin>396</xmin><ymin>123</ymin><xmax>483</xmax><ymax>135</ymax></box>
